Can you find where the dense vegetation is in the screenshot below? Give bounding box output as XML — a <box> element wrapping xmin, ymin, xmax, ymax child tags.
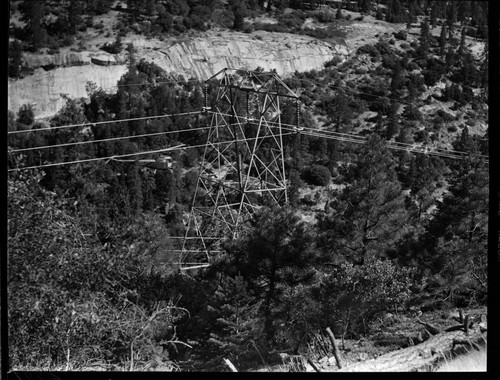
<box><xmin>8</xmin><ymin>0</ymin><xmax>488</xmax><ymax>372</ymax></box>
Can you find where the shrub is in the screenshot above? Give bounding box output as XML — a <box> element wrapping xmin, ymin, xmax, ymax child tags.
<box><xmin>357</xmin><ymin>44</ymin><xmax>380</xmax><ymax>58</ymax></box>
<box><xmin>302</xmin><ymin>164</ymin><xmax>331</xmax><ymax>186</ymax></box>
<box><xmin>437</xmin><ymin>109</ymin><xmax>455</xmax><ymax>122</ymax></box>
<box><xmin>393</xmin><ymin>30</ymin><xmax>407</xmax><ymax>40</ymax></box>
<box><xmin>324</xmin><ymin>56</ymin><xmax>343</xmax><ymax>68</ymax></box>
<box><xmin>17</xmin><ymin>104</ymin><xmax>35</xmax><ymax>126</ymax></box>
<box><xmin>312</xmin><ymin>11</ymin><xmax>335</xmax><ymax>23</ymax></box>
<box><xmin>315</xmin><ymin>258</ymin><xmax>417</xmax><ymax>337</ymax></box>
<box><xmin>101</xmin><ymin>36</ymin><xmax>123</xmax><ymax>54</ymax></box>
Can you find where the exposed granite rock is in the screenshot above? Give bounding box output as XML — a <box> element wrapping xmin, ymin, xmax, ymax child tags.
<box><xmin>9</xmin><ymin>31</ymin><xmax>348</xmax><ymax>118</ymax></box>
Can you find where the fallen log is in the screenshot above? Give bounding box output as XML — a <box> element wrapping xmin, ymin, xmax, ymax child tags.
<box><xmin>373</xmin><ymin>336</ymin><xmax>414</xmax><ymax>348</ymax></box>
<box><xmin>330</xmin><ymin>326</ymin><xmax>485</xmax><ymax>372</ymax></box>
<box><xmin>416</xmin><ymin>319</ymin><xmax>442</xmax><ymax>335</ymax></box>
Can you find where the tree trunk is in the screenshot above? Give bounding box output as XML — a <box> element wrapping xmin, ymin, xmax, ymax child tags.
<box><xmin>333</xmin><ymin>326</ymin><xmax>485</xmax><ymax>372</ymax></box>
<box><xmin>326</xmin><ymin>327</ymin><xmax>343</xmax><ymax>369</ymax></box>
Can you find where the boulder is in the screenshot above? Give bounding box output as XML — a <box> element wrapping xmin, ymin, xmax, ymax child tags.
<box><xmin>91</xmin><ymin>54</ymin><xmax>117</xmax><ymax>66</ymax></box>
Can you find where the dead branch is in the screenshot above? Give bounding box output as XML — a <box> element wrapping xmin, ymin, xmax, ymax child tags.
<box><xmin>326</xmin><ymin>327</ymin><xmax>343</xmax><ymax>369</ymax></box>
<box><xmin>223</xmin><ymin>358</ymin><xmax>238</xmax><ymax>372</ymax></box>
<box><xmin>307</xmin><ymin>357</ymin><xmax>321</xmax><ymax>372</ymax></box>
<box><xmin>416</xmin><ymin>319</ymin><xmax>442</xmax><ymax>335</ymax></box>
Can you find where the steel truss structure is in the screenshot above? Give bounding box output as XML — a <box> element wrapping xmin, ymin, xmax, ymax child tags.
<box><xmin>180</xmin><ymin>68</ymin><xmax>299</xmax><ymax>270</ymax></box>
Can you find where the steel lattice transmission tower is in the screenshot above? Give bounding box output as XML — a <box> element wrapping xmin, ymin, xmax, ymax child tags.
<box><xmin>180</xmin><ymin>68</ymin><xmax>299</xmax><ymax>270</ymax></box>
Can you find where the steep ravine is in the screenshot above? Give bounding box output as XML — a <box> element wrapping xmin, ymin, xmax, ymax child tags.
<box><xmin>8</xmin><ymin>30</ymin><xmax>349</xmax><ymax>119</ymax></box>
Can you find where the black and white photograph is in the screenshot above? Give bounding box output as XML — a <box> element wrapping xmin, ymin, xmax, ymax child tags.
<box><xmin>5</xmin><ymin>0</ymin><xmax>496</xmax><ymax>375</ymax></box>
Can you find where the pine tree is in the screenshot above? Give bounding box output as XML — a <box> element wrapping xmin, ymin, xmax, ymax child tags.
<box><xmin>208</xmin><ymin>274</ymin><xmax>263</xmax><ymax>369</ymax></box>
<box><xmin>429</xmin><ymin>3</ymin><xmax>438</xmax><ymax>29</ymax></box>
<box><xmin>8</xmin><ymin>40</ymin><xmax>23</xmax><ymax>78</ymax></box>
<box><xmin>457</xmin><ymin>1</ymin><xmax>471</xmax><ymax>26</ymax></box>
<box><xmin>229</xmin><ymin>0</ymin><xmax>247</xmax><ymax>30</ymax></box>
<box><xmin>418</xmin><ymin>18</ymin><xmax>431</xmax><ymax>55</ymax></box>
<box><xmin>421</xmin><ymin>153</ymin><xmax>488</xmax><ymax>304</ymax></box>
<box><xmin>67</xmin><ymin>1</ymin><xmax>85</xmax><ymax>35</ymax></box>
<box><xmin>458</xmin><ymin>26</ymin><xmax>467</xmax><ymax>56</ymax></box>
<box><xmin>19</xmin><ymin>1</ymin><xmax>48</xmax><ymax>51</ymax></box>
<box><xmin>225</xmin><ymin>207</ymin><xmax>316</xmax><ymax>343</ymax></box>
<box><xmin>439</xmin><ymin>25</ymin><xmax>447</xmax><ymax>57</ymax></box>
<box><xmin>386</xmin><ymin>0</ymin><xmax>403</xmax><ymax>23</ymax></box>
<box><xmin>318</xmin><ymin>134</ymin><xmax>409</xmax><ymax>266</ymax></box>
<box><xmin>336</xmin><ymin>2</ymin><xmax>343</xmax><ymax>19</ymax></box>
<box><xmin>446</xmin><ymin>1</ymin><xmax>457</xmax><ymax>32</ymax></box>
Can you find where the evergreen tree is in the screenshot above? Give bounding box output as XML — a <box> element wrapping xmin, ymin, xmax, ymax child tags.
<box><xmin>8</xmin><ymin>40</ymin><xmax>23</xmax><ymax>78</ymax></box>
<box><xmin>429</xmin><ymin>2</ymin><xmax>438</xmax><ymax>29</ymax></box>
<box><xmin>390</xmin><ymin>62</ymin><xmax>404</xmax><ymax>96</ymax></box>
<box><xmin>401</xmin><ymin>153</ymin><xmax>442</xmax><ymax>221</ymax></box>
<box><xmin>67</xmin><ymin>0</ymin><xmax>85</xmax><ymax>35</ymax></box>
<box><xmin>386</xmin><ymin>0</ymin><xmax>404</xmax><ymax>23</ymax></box>
<box><xmin>318</xmin><ymin>134</ymin><xmax>409</xmax><ymax>266</ymax></box>
<box><xmin>229</xmin><ymin>0</ymin><xmax>247</xmax><ymax>30</ymax></box>
<box><xmin>418</xmin><ymin>18</ymin><xmax>431</xmax><ymax>55</ymax></box>
<box><xmin>420</xmin><ymin>153</ymin><xmax>488</xmax><ymax>304</ymax></box>
<box><xmin>446</xmin><ymin>1</ymin><xmax>457</xmax><ymax>32</ymax></box>
<box><xmin>336</xmin><ymin>2</ymin><xmax>343</xmax><ymax>19</ymax></box>
<box><xmin>208</xmin><ymin>274</ymin><xmax>263</xmax><ymax>369</ymax></box>
<box><xmin>439</xmin><ymin>25</ymin><xmax>447</xmax><ymax>57</ymax></box>
<box><xmin>358</xmin><ymin>0</ymin><xmax>371</xmax><ymax>13</ymax></box>
<box><xmin>17</xmin><ymin>104</ymin><xmax>35</xmax><ymax>127</ymax></box>
<box><xmin>457</xmin><ymin>1</ymin><xmax>471</xmax><ymax>26</ymax></box>
<box><xmin>19</xmin><ymin>1</ymin><xmax>48</xmax><ymax>51</ymax></box>
<box><xmin>225</xmin><ymin>207</ymin><xmax>316</xmax><ymax>343</ymax></box>
<box><xmin>458</xmin><ymin>26</ymin><xmax>467</xmax><ymax>56</ymax></box>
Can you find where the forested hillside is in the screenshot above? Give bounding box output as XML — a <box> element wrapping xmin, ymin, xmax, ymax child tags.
<box><xmin>7</xmin><ymin>0</ymin><xmax>488</xmax><ymax>372</ymax></box>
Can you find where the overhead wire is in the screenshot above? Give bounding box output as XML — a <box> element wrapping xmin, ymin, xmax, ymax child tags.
<box><xmin>7</xmin><ymin>111</ymin><xmax>202</xmax><ymax>135</ymax></box>
<box><xmin>9</xmin><ymin>125</ymin><xmax>212</xmax><ymax>153</ymax></box>
<box><xmin>214</xmin><ymin>111</ymin><xmax>486</xmax><ymax>160</ymax></box>
<box><xmin>9</xmin><ymin>112</ymin><xmax>486</xmax><ymax>170</ymax></box>
<box><xmin>8</xmin><ymin>130</ymin><xmax>296</xmax><ymax>172</ymax></box>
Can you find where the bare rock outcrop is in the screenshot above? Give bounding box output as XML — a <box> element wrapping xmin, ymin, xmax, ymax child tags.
<box><xmin>23</xmin><ymin>51</ymin><xmax>119</xmax><ymax>69</ymax></box>
<box><xmin>8</xmin><ymin>31</ymin><xmax>348</xmax><ymax>118</ymax></box>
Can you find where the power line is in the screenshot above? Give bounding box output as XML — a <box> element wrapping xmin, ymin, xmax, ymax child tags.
<box><xmin>9</xmin><ymin>125</ymin><xmax>212</xmax><ymax>154</ymax></box>
<box><xmin>8</xmin><ymin>147</ymin><xmax>183</xmax><ymax>172</ymax></box>
<box><xmin>8</xmin><ymin>131</ymin><xmax>296</xmax><ymax>172</ymax></box>
<box><xmin>8</xmin><ymin>111</ymin><xmax>203</xmax><ymax>135</ymax></box>
<box><xmin>291</xmin><ymin>128</ymin><xmax>488</xmax><ymax>162</ymax></box>
<box><xmin>9</xmin><ymin>109</ymin><xmax>487</xmax><ymax>171</ymax></box>
<box><xmin>217</xmin><ymin>111</ymin><xmax>486</xmax><ymax>159</ymax></box>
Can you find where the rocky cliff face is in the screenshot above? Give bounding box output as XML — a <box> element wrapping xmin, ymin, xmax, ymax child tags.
<box><xmin>8</xmin><ymin>31</ymin><xmax>349</xmax><ymax>119</ymax></box>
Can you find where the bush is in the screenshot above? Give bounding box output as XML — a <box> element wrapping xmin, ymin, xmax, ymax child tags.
<box><xmin>436</xmin><ymin>109</ymin><xmax>455</xmax><ymax>122</ymax></box>
<box><xmin>315</xmin><ymin>258</ymin><xmax>417</xmax><ymax>337</ymax></box>
<box><xmin>8</xmin><ymin>173</ymin><xmax>188</xmax><ymax>370</ymax></box>
<box><xmin>302</xmin><ymin>164</ymin><xmax>331</xmax><ymax>186</ymax></box>
<box><xmin>324</xmin><ymin>56</ymin><xmax>343</xmax><ymax>68</ymax></box>
<box><xmin>312</xmin><ymin>11</ymin><xmax>335</xmax><ymax>23</ymax></box>
<box><xmin>393</xmin><ymin>30</ymin><xmax>407</xmax><ymax>40</ymax></box>
<box><xmin>17</xmin><ymin>104</ymin><xmax>35</xmax><ymax>126</ymax></box>
<box><xmin>101</xmin><ymin>36</ymin><xmax>123</xmax><ymax>54</ymax></box>
<box><xmin>357</xmin><ymin>44</ymin><xmax>380</xmax><ymax>58</ymax></box>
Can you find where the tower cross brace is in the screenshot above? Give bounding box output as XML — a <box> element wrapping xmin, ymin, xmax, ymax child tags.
<box><xmin>180</xmin><ymin>68</ymin><xmax>299</xmax><ymax>270</ymax></box>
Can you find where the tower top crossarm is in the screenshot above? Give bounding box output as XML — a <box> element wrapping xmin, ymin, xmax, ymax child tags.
<box><xmin>206</xmin><ymin>68</ymin><xmax>300</xmax><ymax>99</ymax></box>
